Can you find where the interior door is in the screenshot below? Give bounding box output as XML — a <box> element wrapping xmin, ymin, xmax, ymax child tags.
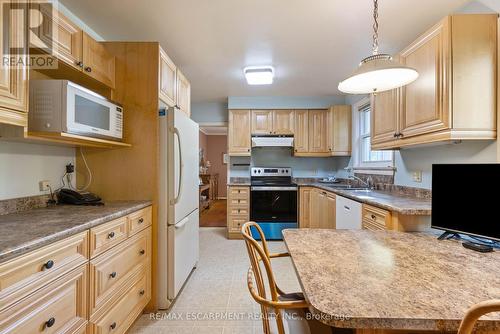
<box><xmin>170</xmin><ymin>108</ymin><xmax>199</xmax><ymax>225</ymax></box>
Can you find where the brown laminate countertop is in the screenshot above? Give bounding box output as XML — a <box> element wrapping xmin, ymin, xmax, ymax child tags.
<box><xmin>0</xmin><ymin>201</ymin><xmax>152</xmax><ymax>263</ymax></box>
<box><xmin>283</xmin><ymin>229</ymin><xmax>500</xmax><ymax>331</ymax></box>
<box><xmin>297</xmin><ymin>182</ymin><xmax>431</xmax><ymax>215</ymax></box>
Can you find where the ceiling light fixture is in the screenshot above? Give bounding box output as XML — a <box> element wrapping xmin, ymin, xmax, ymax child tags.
<box><xmin>244</xmin><ymin>66</ymin><xmax>274</xmax><ymax>85</ymax></box>
<box><xmin>338</xmin><ymin>0</ymin><xmax>418</xmax><ymax>94</ymax></box>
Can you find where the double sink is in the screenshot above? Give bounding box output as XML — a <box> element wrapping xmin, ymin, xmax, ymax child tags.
<box><xmin>319</xmin><ymin>183</ymin><xmax>375</xmax><ymax>199</ymax></box>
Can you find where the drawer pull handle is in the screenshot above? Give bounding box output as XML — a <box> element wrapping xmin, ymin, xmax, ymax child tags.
<box><xmin>108</xmin><ymin>231</ymin><xmax>115</xmax><ymax>239</ymax></box>
<box><xmin>138</xmin><ymin>218</ymin><xmax>144</xmax><ymax>224</ymax></box>
<box><xmin>371</xmin><ymin>214</ymin><xmax>376</xmax><ymax>219</ymax></box>
<box><xmin>139</xmin><ymin>249</ymin><xmax>145</xmax><ymax>255</ymax></box>
<box><xmin>139</xmin><ymin>289</ymin><xmax>145</xmax><ymax>296</ymax></box>
<box><xmin>45</xmin><ymin>317</ymin><xmax>56</xmax><ymax>328</ymax></box>
<box><xmin>110</xmin><ymin>322</ymin><xmax>117</xmax><ymax>330</ymax></box>
<box><xmin>85</xmin><ymin>66</ymin><xmax>92</xmax><ymax>73</ymax></box>
<box><xmin>110</xmin><ymin>271</ymin><xmax>117</xmax><ymax>278</ymax></box>
<box><xmin>43</xmin><ymin>260</ymin><xmax>54</xmax><ymax>270</ymax></box>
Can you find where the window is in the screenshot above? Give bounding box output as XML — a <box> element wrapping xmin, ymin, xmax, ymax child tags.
<box><xmin>352</xmin><ymin>97</ymin><xmax>394</xmax><ymax>172</ymax></box>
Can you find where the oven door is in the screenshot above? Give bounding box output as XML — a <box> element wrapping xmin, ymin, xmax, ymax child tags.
<box><xmin>251</xmin><ymin>186</ymin><xmax>297</xmax><ymax>222</ymax></box>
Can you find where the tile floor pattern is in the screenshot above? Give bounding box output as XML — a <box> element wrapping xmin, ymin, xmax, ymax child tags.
<box><xmin>129</xmin><ymin>227</ymin><xmax>301</xmax><ymax>334</ymax></box>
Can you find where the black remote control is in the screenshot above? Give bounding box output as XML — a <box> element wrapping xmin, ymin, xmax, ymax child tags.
<box><xmin>462</xmin><ymin>241</ymin><xmax>494</xmax><ymax>253</ymax></box>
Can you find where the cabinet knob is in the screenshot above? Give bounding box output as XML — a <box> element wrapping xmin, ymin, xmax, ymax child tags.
<box><xmin>43</xmin><ymin>260</ymin><xmax>54</xmax><ymax>270</ymax></box>
<box><xmin>110</xmin><ymin>322</ymin><xmax>117</xmax><ymax>330</ymax></box>
<box><xmin>139</xmin><ymin>249</ymin><xmax>145</xmax><ymax>255</ymax></box>
<box><xmin>371</xmin><ymin>214</ymin><xmax>376</xmax><ymax>219</ymax></box>
<box><xmin>393</xmin><ymin>133</ymin><xmax>398</xmax><ymax>138</ymax></box>
<box><xmin>45</xmin><ymin>317</ymin><xmax>56</xmax><ymax>328</ymax></box>
<box><xmin>75</xmin><ymin>61</ymin><xmax>83</xmax><ymax>68</ymax></box>
<box><xmin>138</xmin><ymin>218</ymin><xmax>144</xmax><ymax>224</ymax></box>
<box><xmin>84</xmin><ymin>66</ymin><xmax>92</xmax><ymax>72</ymax></box>
<box><xmin>108</xmin><ymin>231</ymin><xmax>115</xmax><ymax>239</ymax></box>
<box><xmin>247</xmin><ymin>149</ymin><xmax>250</xmax><ymax>152</ymax></box>
<box><xmin>294</xmin><ymin>149</ymin><xmax>298</xmax><ymax>152</ymax></box>
<box><xmin>139</xmin><ymin>289</ymin><xmax>145</xmax><ymax>296</ymax></box>
<box><xmin>110</xmin><ymin>271</ymin><xmax>117</xmax><ymax>278</ymax></box>
<box><xmin>399</xmin><ymin>133</ymin><xmax>404</xmax><ymax>138</ymax></box>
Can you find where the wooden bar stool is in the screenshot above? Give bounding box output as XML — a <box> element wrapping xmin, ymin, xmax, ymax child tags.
<box><xmin>241</xmin><ymin>222</ymin><xmax>331</xmax><ymax>334</ymax></box>
<box><xmin>458</xmin><ymin>299</ymin><xmax>500</xmax><ymax>334</ymax></box>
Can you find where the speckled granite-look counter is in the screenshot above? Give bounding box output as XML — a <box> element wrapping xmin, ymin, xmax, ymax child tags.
<box><xmin>283</xmin><ymin>229</ymin><xmax>500</xmax><ymax>332</ymax></box>
<box><xmin>0</xmin><ymin>201</ymin><xmax>152</xmax><ymax>263</ymax></box>
<box><xmin>297</xmin><ymin>181</ymin><xmax>431</xmax><ymax>215</ymax></box>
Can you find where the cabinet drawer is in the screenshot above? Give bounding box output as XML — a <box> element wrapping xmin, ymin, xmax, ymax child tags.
<box><xmin>362</xmin><ymin>219</ymin><xmax>386</xmax><ymax>231</ymax></box>
<box><xmin>90</xmin><ymin>269</ymin><xmax>149</xmax><ymax>334</ymax></box>
<box><xmin>228</xmin><ymin>198</ymin><xmax>249</xmax><ymax>207</ymax></box>
<box><xmin>0</xmin><ymin>264</ymin><xmax>88</xmax><ymax>334</ymax></box>
<box><xmin>228</xmin><ymin>207</ymin><xmax>249</xmax><ymax>215</ymax></box>
<box><xmin>0</xmin><ymin>232</ymin><xmax>88</xmax><ymax>310</ymax></box>
<box><xmin>362</xmin><ymin>205</ymin><xmax>391</xmax><ymax>230</ymax></box>
<box><xmin>228</xmin><ymin>215</ymin><xmax>249</xmax><ymax>233</ymax></box>
<box><xmin>128</xmin><ymin>207</ymin><xmax>152</xmax><ymax>236</ymax></box>
<box><xmin>90</xmin><ymin>217</ymin><xmax>128</xmax><ymax>258</ymax></box>
<box><xmin>228</xmin><ymin>187</ymin><xmax>249</xmax><ymax>199</ymax></box>
<box><xmin>89</xmin><ymin>227</ymin><xmax>151</xmax><ymax>316</ymax></box>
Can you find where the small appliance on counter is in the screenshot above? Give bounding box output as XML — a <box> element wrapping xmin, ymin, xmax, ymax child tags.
<box><xmin>250</xmin><ymin>167</ymin><xmax>297</xmax><ymax>240</ymax></box>
<box><xmin>56</xmin><ymin>188</ymin><xmax>103</xmax><ymax>206</ymax></box>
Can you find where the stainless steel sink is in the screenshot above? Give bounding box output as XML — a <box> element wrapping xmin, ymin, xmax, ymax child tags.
<box><xmin>343</xmin><ymin>187</ymin><xmax>373</xmax><ymax>191</ymax></box>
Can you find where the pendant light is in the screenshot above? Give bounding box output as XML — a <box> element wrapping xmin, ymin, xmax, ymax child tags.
<box><xmin>338</xmin><ymin>0</ymin><xmax>418</xmax><ymax>94</ymax></box>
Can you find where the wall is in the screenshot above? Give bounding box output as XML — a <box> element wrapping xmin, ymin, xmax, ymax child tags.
<box><xmin>228</xmin><ymin>96</ymin><xmax>346</xmax><ymax>109</ymax></box>
<box><xmin>205</xmin><ymin>135</ymin><xmax>228</xmax><ymax>197</ymax></box>
<box><xmin>192</xmin><ymin>102</ymin><xmax>228</xmax><ymax>124</ymax></box>
<box><xmin>0</xmin><ymin>142</ymin><xmax>75</xmax><ymax>200</ymax></box>
<box><xmin>199</xmin><ymin>131</ymin><xmax>208</xmax><ymax>162</ymax></box>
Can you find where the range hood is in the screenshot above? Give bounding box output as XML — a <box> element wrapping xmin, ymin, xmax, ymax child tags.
<box><xmin>251</xmin><ymin>136</ymin><xmax>294</xmax><ymax>148</ymax></box>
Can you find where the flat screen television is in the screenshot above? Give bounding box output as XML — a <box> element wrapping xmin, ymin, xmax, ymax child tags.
<box><xmin>432</xmin><ymin>164</ymin><xmax>500</xmax><ymax>242</ymax></box>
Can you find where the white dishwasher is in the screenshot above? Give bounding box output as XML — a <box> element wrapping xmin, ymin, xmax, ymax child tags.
<box><xmin>336</xmin><ymin>195</ymin><xmax>362</xmax><ymax>229</ymax></box>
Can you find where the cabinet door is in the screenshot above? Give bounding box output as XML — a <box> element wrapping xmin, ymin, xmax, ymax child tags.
<box><xmin>251</xmin><ymin>110</ymin><xmax>273</xmax><ymax>134</ymax></box>
<box><xmin>273</xmin><ymin>110</ymin><xmax>295</xmax><ymax>135</ymax></box>
<box><xmin>323</xmin><ymin>192</ymin><xmax>336</xmax><ymax>229</ymax></box>
<box><xmin>294</xmin><ymin>110</ymin><xmax>308</xmax><ymax>154</ymax></box>
<box><xmin>159</xmin><ymin>48</ymin><xmax>176</xmax><ymax>107</ymax></box>
<box><xmin>399</xmin><ymin>18</ymin><xmax>450</xmax><ymax>138</ymax></box>
<box><xmin>372</xmin><ymin>89</ymin><xmax>400</xmax><ymax>145</ymax></box>
<box><xmin>82</xmin><ymin>32</ymin><xmax>115</xmax><ymax>88</ymax></box>
<box><xmin>309</xmin><ymin>189</ymin><xmax>321</xmax><ymax>229</ymax></box>
<box><xmin>176</xmin><ymin>69</ymin><xmax>191</xmax><ymax>117</ymax></box>
<box><xmin>32</xmin><ymin>4</ymin><xmax>83</xmax><ymax>70</ymax></box>
<box><xmin>228</xmin><ymin>110</ymin><xmax>251</xmax><ymax>156</ymax></box>
<box><xmin>299</xmin><ymin>187</ymin><xmax>312</xmax><ymax>228</ymax></box>
<box><xmin>328</xmin><ymin>105</ymin><xmax>352</xmax><ymax>155</ymax></box>
<box><xmin>0</xmin><ymin>1</ymin><xmax>28</xmax><ymax>124</ymax></box>
<box><xmin>308</xmin><ymin>110</ymin><xmax>329</xmax><ymax>153</ymax></box>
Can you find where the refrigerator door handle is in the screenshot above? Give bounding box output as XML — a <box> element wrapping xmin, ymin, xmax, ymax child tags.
<box><xmin>175</xmin><ymin>216</ymin><xmax>189</xmax><ymax>229</ymax></box>
<box><xmin>173</xmin><ymin>126</ymin><xmax>183</xmax><ymax>204</ymax></box>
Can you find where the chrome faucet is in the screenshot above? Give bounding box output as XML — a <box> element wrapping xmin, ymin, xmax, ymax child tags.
<box><xmin>348</xmin><ymin>175</ymin><xmax>374</xmax><ymax>189</ymax></box>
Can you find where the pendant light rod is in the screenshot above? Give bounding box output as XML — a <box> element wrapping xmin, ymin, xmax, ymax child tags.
<box><xmin>372</xmin><ymin>0</ymin><xmax>379</xmax><ymax>55</ymax></box>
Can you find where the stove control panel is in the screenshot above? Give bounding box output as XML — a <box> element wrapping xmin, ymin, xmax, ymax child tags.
<box><xmin>251</xmin><ymin>167</ymin><xmax>292</xmax><ymax>177</ymax></box>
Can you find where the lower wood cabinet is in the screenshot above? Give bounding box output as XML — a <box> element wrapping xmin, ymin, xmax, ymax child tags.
<box><xmin>227</xmin><ymin>186</ymin><xmax>250</xmax><ymax>238</ymax></box>
<box><xmin>299</xmin><ymin>187</ymin><xmax>313</xmax><ymax>228</ymax></box>
<box><xmin>0</xmin><ymin>206</ymin><xmax>152</xmax><ymax>334</ymax></box>
<box><xmin>362</xmin><ymin>204</ymin><xmax>392</xmax><ymax>231</ymax></box>
<box><xmin>301</xmin><ymin>187</ymin><xmax>336</xmax><ymax>229</ymax></box>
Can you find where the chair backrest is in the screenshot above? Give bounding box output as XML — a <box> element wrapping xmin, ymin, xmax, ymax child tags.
<box><xmin>241</xmin><ymin>222</ymin><xmax>281</xmax><ymax>304</ymax></box>
<box><xmin>458</xmin><ymin>299</ymin><xmax>500</xmax><ymax>334</ymax></box>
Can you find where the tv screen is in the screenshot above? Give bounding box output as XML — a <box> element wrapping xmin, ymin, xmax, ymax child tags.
<box><xmin>432</xmin><ymin>164</ymin><xmax>500</xmax><ymax>241</ymax></box>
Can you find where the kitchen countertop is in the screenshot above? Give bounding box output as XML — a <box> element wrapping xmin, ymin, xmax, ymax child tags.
<box><xmin>297</xmin><ymin>181</ymin><xmax>431</xmax><ymax>215</ymax></box>
<box><xmin>0</xmin><ymin>201</ymin><xmax>152</xmax><ymax>263</ymax></box>
<box><xmin>283</xmin><ymin>229</ymin><xmax>500</xmax><ymax>331</ymax></box>
<box><xmin>227</xmin><ymin>178</ymin><xmax>251</xmax><ymax>186</ymax></box>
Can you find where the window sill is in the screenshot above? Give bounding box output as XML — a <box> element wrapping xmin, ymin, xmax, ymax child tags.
<box><xmin>352</xmin><ymin>166</ymin><xmax>396</xmax><ymax>176</ymax></box>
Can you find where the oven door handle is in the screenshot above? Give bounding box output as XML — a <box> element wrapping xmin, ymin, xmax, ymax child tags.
<box><xmin>251</xmin><ymin>186</ymin><xmax>297</xmax><ymax>191</ymax></box>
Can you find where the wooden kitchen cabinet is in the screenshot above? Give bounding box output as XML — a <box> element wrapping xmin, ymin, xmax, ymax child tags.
<box><xmin>227</xmin><ymin>186</ymin><xmax>250</xmax><ymax>239</ymax></box>
<box><xmin>82</xmin><ymin>33</ymin><xmax>116</xmax><ymax>89</ymax></box>
<box><xmin>372</xmin><ymin>14</ymin><xmax>497</xmax><ymax>150</ymax></box>
<box><xmin>228</xmin><ymin>110</ymin><xmax>252</xmax><ymax>156</ymax></box>
<box><xmin>159</xmin><ymin>48</ymin><xmax>177</xmax><ymax>107</ymax></box>
<box><xmin>0</xmin><ymin>0</ymin><xmax>28</xmax><ymax>127</ymax></box>
<box><xmin>307</xmin><ymin>110</ymin><xmax>329</xmax><ymax>155</ymax></box>
<box><xmin>273</xmin><ymin>110</ymin><xmax>295</xmax><ymax>134</ymax></box>
<box><xmin>328</xmin><ymin>105</ymin><xmax>352</xmax><ymax>156</ymax></box>
<box><xmin>308</xmin><ymin>188</ymin><xmax>335</xmax><ymax>229</ymax></box>
<box><xmin>251</xmin><ymin>110</ymin><xmax>273</xmax><ymax>134</ymax></box>
<box><xmin>176</xmin><ymin>69</ymin><xmax>191</xmax><ymax>117</ymax></box>
<box><xmin>294</xmin><ymin>110</ymin><xmax>309</xmax><ymax>154</ymax></box>
<box><xmin>299</xmin><ymin>187</ymin><xmax>313</xmax><ymax>228</ymax></box>
<box><xmin>362</xmin><ymin>204</ymin><xmax>392</xmax><ymax>231</ymax></box>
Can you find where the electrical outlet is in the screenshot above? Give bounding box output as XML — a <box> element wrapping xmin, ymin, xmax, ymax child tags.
<box><xmin>412</xmin><ymin>171</ymin><xmax>422</xmax><ymax>183</ymax></box>
<box><xmin>39</xmin><ymin>180</ymin><xmax>50</xmax><ymax>192</ymax></box>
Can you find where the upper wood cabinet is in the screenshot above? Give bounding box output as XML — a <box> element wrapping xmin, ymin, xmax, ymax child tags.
<box><xmin>328</xmin><ymin>105</ymin><xmax>352</xmax><ymax>156</ymax></box>
<box><xmin>251</xmin><ymin>110</ymin><xmax>273</xmax><ymax>134</ymax></box>
<box><xmin>0</xmin><ymin>1</ymin><xmax>28</xmax><ymax>127</ymax></box>
<box><xmin>307</xmin><ymin>109</ymin><xmax>329</xmax><ymax>155</ymax></box>
<box><xmin>159</xmin><ymin>48</ymin><xmax>177</xmax><ymax>107</ymax></box>
<box><xmin>82</xmin><ymin>33</ymin><xmax>115</xmax><ymax>89</ymax></box>
<box><xmin>176</xmin><ymin>69</ymin><xmax>191</xmax><ymax>117</ymax></box>
<box><xmin>228</xmin><ymin>110</ymin><xmax>251</xmax><ymax>156</ymax></box>
<box><xmin>273</xmin><ymin>110</ymin><xmax>295</xmax><ymax>134</ymax></box>
<box><xmin>372</xmin><ymin>14</ymin><xmax>497</xmax><ymax>150</ymax></box>
<box><xmin>294</xmin><ymin>110</ymin><xmax>309</xmax><ymax>154</ymax></box>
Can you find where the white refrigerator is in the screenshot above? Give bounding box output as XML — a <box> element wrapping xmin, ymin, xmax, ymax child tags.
<box><xmin>158</xmin><ymin>107</ymin><xmax>199</xmax><ymax>310</ymax></box>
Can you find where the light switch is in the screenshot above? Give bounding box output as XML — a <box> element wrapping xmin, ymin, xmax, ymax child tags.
<box><xmin>412</xmin><ymin>171</ymin><xmax>422</xmax><ymax>183</ymax></box>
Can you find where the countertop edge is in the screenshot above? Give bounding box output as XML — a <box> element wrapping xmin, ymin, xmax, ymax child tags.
<box><xmin>0</xmin><ymin>201</ymin><xmax>152</xmax><ymax>264</ymax></box>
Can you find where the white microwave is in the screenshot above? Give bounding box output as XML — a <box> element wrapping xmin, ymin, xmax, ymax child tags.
<box><xmin>29</xmin><ymin>80</ymin><xmax>123</xmax><ymax>140</ymax></box>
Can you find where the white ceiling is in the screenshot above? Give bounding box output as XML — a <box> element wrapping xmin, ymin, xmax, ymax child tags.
<box><xmin>200</xmin><ymin>126</ymin><xmax>228</xmax><ymax>136</ymax></box>
<box><xmin>61</xmin><ymin>0</ymin><xmax>475</xmax><ymax>103</ymax></box>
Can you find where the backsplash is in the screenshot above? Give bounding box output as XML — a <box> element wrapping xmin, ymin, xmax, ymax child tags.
<box><xmin>0</xmin><ymin>194</ymin><xmax>51</xmax><ymax>216</ymax></box>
